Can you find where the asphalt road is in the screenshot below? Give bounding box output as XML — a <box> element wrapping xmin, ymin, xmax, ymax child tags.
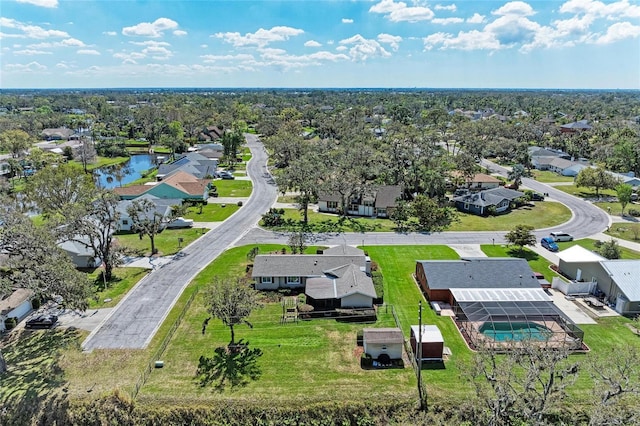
<box><xmin>82</xmin><ymin>134</ymin><xmax>278</xmax><ymax>350</ymax></box>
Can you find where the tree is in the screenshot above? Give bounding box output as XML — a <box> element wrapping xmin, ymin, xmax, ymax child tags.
<box><xmin>127</xmin><ymin>198</ymin><xmax>174</xmax><ymax>255</ymax></box>
<box><xmin>390</xmin><ymin>199</ymin><xmax>412</xmax><ymax>232</ymax></box>
<box><xmin>220</xmin><ymin>130</ymin><xmax>244</xmax><ymax>166</ymax></box>
<box><xmin>575</xmin><ymin>167</ymin><xmax>621</xmax><ymax>197</ymax></box>
<box><xmin>202</xmin><ymin>277</ymin><xmax>260</xmax><ymax>346</ymax></box>
<box><xmin>616</xmin><ymin>183</ymin><xmax>633</xmax><ymax>216</ymax></box>
<box><xmin>76</xmin><ymin>136</ymin><xmax>97</xmax><ymax>173</ymax></box>
<box><xmin>25</xmin><ymin>163</ymin><xmax>96</xmax><ymax>218</ymax></box>
<box><xmin>65</xmin><ymin>191</ymin><xmax>124</xmax><ymax>282</ymax></box>
<box><xmin>411</xmin><ymin>195</ymin><xmax>457</xmax><ymax>232</ymax></box>
<box><xmin>287</xmin><ymin>230</ymin><xmax>308</xmax><ymax>254</ymax></box>
<box><xmin>466</xmin><ymin>342</ymin><xmax>579</xmax><ymax>426</ymax></box>
<box><xmin>0</xmin><ymin>129</ymin><xmax>32</xmax><ymax>159</ymax></box>
<box><xmin>504</xmin><ymin>224</ymin><xmax>536</xmax><ymax>254</ymax></box>
<box><xmin>507</xmin><ymin>164</ymin><xmax>526</xmax><ymax>189</ymax></box>
<box><xmin>162</xmin><ymin>120</ymin><xmax>186</xmax><ymax>160</ymax></box>
<box><xmin>595</xmin><ymin>239</ymin><xmax>621</xmax><ymax>260</ymax></box>
<box><xmin>587</xmin><ymin>345</ymin><xmax>640</xmax><ymax>425</ymax></box>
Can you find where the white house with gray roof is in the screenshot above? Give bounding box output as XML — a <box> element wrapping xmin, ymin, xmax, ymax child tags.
<box><xmin>252</xmin><ymin>245</ymin><xmax>375</xmax><ymax>309</ymax></box>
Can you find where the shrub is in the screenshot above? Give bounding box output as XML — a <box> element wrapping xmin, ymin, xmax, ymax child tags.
<box><xmin>31</xmin><ymin>298</ymin><xmax>41</xmax><ymax>309</ymax></box>
<box><xmin>628</xmin><ymin>209</ymin><xmax>640</xmax><ymax>217</ymax></box>
<box><xmin>237</xmin><ymin>201</ymin><xmax>243</xmax><ymax>207</ymax></box>
<box><xmin>361</xmin><ymin>353</ymin><xmax>373</xmax><ymax>368</ymax></box>
<box><xmin>4</xmin><ymin>317</ymin><xmax>17</xmax><ymax>330</ymax></box>
<box><xmin>593</xmin><ymin>240</ymin><xmax>603</xmax><ymax>248</ymax></box>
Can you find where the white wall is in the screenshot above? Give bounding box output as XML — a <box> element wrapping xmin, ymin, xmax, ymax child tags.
<box><xmin>363</xmin><ymin>342</ymin><xmax>403</xmax><ymax>359</ymax></box>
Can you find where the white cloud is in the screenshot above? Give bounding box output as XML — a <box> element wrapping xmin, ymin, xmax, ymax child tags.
<box><xmin>61</xmin><ymin>38</ymin><xmax>85</xmax><ymax>47</ymax></box>
<box><xmin>336</xmin><ymin>45</ymin><xmax>348</xmax><ymax>51</ymax></box>
<box><xmin>130</xmin><ymin>40</ymin><xmax>170</xmax><ymax>47</ymax></box>
<box><xmin>14</xmin><ymin>49</ymin><xmax>52</xmax><ymax>55</ymax></box>
<box><xmin>214</xmin><ymin>26</ymin><xmax>304</xmax><ymax>47</ymax></box>
<box><xmin>304</xmin><ymin>40</ymin><xmax>322</xmax><ymax>47</ymax></box>
<box><xmin>467</xmin><ymin>13</ymin><xmax>486</xmax><ymax>24</ymax></box>
<box><xmin>435</xmin><ymin>4</ymin><xmax>457</xmax><ymax>12</ymax></box>
<box><xmin>432</xmin><ymin>18</ymin><xmax>465</xmax><ymax>25</ymax></box>
<box><xmin>5</xmin><ymin>61</ymin><xmax>47</xmax><ymax>71</ymax></box>
<box><xmin>122</xmin><ymin>18</ymin><xmax>179</xmax><ymax>38</ymax></box>
<box><xmin>103</xmin><ymin>31</ymin><xmax>117</xmax><ymax>36</ymax></box>
<box><xmin>377</xmin><ymin>33</ymin><xmax>402</xmax><ymax>50</ymax></box>
<box><xmin>16</xmin><ymin>0</ymin><xmax>58</xmax><ymax>8</ymax></box>
<box><xmin>200</xmin><ymin>44</ymin><xmax>208</xmax><ymax>48</ymax></box>
<box><xmin>492</xmin><ymin>1</ymin><xmax>536</xmax><ymax>17</ymax></box>
<box><xmin>339</xmin><ymin>34</ymin><xmax>391</xmax><ymax>61</ymax></box>
<box><xmin>77</xmin><ymin>49</ymin><xmax>100</xmax><ymax>55</ymax></box>
<box><xmin>485</xmin><ymin>14</ymin><xmax>541</xmax><ymax>46</ymax></box>
<box><xmin>369</xmin><ymin>0</ymin><xmax>435</xmax><ymax>22</ymax></box>
<box><xmin>560</xmin><ymin>0</ymin><xmax>640</xmax><ymax>19</ymax></box>
<box><xmin>342</xmin><ymin>18</ymin><xmax>354</xmax><ymax>24</ymax></box>
<box><xmin>113</xmin><ymin>51</ymin><xmax>146</xmax><ymax>64</ymax></box>
<box><xmin>173</xmin><ymin>30</ymin><xmax>187</xmax><ymax>36</ymax></box>
<box><xmin>0</xmin><ymin>17</ymin><xmax>69</xmax><ymax>39</ymax></box>
<box><xmin>593</xmin><ymin>21</ymin><xmax>640</xmax><ymax>44</ymax></box>
<box><xmin>201</xmin><ymin>53</ymin><xmax>255</xmax><ymax>63</ymax></box>
<box><xmin>423</xmin><ymin>30</ymin><xmax>502</xmax><ymax>50</ymax></box>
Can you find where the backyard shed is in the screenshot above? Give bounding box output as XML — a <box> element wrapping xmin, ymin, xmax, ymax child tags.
<box><xmin>410</xmin><ymin>325</ymin><xmax>444</xmax><ymax>361</ymax></box>
<box><xmin>362</xmin><ymin>328</ymin><xmax>404</xmax><ymax>360</ymax></box>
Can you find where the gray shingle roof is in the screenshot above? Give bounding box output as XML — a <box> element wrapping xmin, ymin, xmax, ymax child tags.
<box><xmin>323</xmin><ymin>245</ymin><xmax>365</xmax><ymax>256</ymax></box>
<box><xmin>453</xmin><ymin>187</ymin><xmax>525</xmax><ymax>207</ymax></box>
<box><xmin>418</xmin><ymin>258</ymin><xmax>540</xmax><ymax>290</ymax></box>
<box><xmin>252</xmin><ymin>254</ymin><xmax>366</xmax><ymax>277</ymax></box>
<box><xmin>374</xmin><ymin>185</ymin><xmax>402</xmax><ymax>208</ymax></box>
<box><xmin>305</xmin><ymin>263</ymin><xmax>376</xmax><ymax>300</ymax></box>
<box><xmin>363</xmin><ymin>328</ymin><xmax>404</xmax><ymax>344</ymax></box>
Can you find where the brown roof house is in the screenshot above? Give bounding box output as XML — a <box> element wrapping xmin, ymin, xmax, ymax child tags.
<box><xmin>317</xmin><ymin>185</ymin><xmax>403</xmax><ymax>218</ymax></box>
<box><xmin>113</xmin><ymin>171</ymin><xmax>210</xmax><ymax>201</ymax></box>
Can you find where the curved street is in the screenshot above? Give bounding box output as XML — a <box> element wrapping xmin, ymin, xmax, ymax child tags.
<box><xmin>82</xmin><ymin>134</ymin><xmax>278</xmax><ymax>350</ymax></box>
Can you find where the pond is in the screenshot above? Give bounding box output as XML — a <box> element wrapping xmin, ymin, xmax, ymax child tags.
<box><xmin>95</xmin><ymin>154</ymin><xmax>164</xmax><ymax>189</ymax></box>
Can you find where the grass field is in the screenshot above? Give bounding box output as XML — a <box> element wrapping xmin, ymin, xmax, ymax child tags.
<box><xmin>183</xmin><ymin>202</ymin><xmax>240</xmax><ymax>222</ymax></box>
<box><xmin>213</xmin><ymin>179</ymin><xmax>252</xmax><ymax>197</ymax></box>
<box><xmin>531</xmin><ymin>170</ymin><xmax>575</xmax><ymax>183</ymax></box>
<box><xmin>554</xmin><ymin>184</ymin><xmax>618</xmax><ymax>199</ymax></box>
<box><xmin>555</xmin><ymin>238</ymin><xmax>640</xmax><ymax>259</ymax></box>
<box><xmin>115</xmin><ymin>227</ymin><xmax>209</xmax><ymax>256</ymax></box>
<box><xmin>605</xmin><ymin>223</ymin><xmax>640</xmax><ymax>243</ymax></box>
<box><xmin>264</xmin><ymin>201</ymin><xmax>572</xmax><ymax>233</ymax></box>
<box><xmin>87</xmin><ymin>267</ymin><xmax>149</xmax><ymax>309</ymax></box>
<box><xmin>594</xmin><ymin>201</ymin><xmax>640</xmax><ymax>216</ymax></box>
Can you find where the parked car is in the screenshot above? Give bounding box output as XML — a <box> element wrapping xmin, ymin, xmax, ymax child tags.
<box><xmin>541</xmin><ymin>237</ymin><xmax>559</xmax><ymax>252</ymax></box>
<box><xmin>550</xmin><ymin>232</ymin><xmax>573</xmax><ymax>242</ymax></box>
<box><xmin>219</xmin><ymin>171</ymin><xmax>235</xmax><ymax>180</ymax></box>
<box><xmin>530</xmin><ymin>192</ymin><xmax>545</xmax><ymax>201</ymax></box>
<box><xmin>25</xmin><ymin>314</ymin><xmax>58</xmax><ymax>329</ymax></box>
<box><xmin>166</xmin><ymin>217</ymin><xmax>194</xmax><ymax>229</ymax></box>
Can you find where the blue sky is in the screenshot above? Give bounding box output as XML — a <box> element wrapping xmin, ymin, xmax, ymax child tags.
<box><xmin>1</xmin><ymin>0</ymin><xmax>639</xmax><ymax>89</ymax></box>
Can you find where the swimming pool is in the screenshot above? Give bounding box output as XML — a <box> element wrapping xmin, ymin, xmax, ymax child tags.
<box><xmin>479</xmin><ymin>322</ymin><xmax>551</xmax><ymax>342</ymax></box>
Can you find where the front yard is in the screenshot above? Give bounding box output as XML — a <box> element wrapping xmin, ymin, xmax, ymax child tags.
<box><xmin>115</xmin><ymin>227</ymin><xmax>209</xmax><ymax>256</ymax></box>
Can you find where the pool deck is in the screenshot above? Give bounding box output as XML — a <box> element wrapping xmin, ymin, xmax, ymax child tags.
<box><xmin>548</xmin><ymin>289</ymin><xmax>597</xmax><ymax>324</ymax></box>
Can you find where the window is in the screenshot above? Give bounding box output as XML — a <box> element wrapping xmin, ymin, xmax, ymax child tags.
<box><xmin>260</xmin><ymin>276</ymin><xmax>272</xmax><ymax>284</ymax></box>
<box><xmin>363</xmin><ymin>200</ymin><xmax>374</xmax><ymax>207</ymax></box>
<box><xmin>122</xmin><ymin>220</ymin><xmax>129</xmax><ymax>225</ymax></box>
<box><xmin>287</xmin><ymin>276</ymin><xmax>300</xmax><ymax>284</ymax></box>
<box><xmin>349</xmin><ymin>203</ymin><xmax>359</xmax><ymax>211</ymax></box>
<box><xmin>464</xmin><ymin>203</ymin><xmax>469</xmax><ymax>210</ymax></box>
<box><xmin>327</xmin><ymin>201</ymin><xmax>338</xmax><ymax>209</ymax></box>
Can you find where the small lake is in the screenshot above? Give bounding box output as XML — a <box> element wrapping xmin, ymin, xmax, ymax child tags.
<box><xmin>95</xmin><ymin>154</ymin><xmax>164</xmax><ymax>189</ymax></box>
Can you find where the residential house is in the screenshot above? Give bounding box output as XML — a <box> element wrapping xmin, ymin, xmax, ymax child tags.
<box><xmin>58</xmin><ymin>235</ymin><xmax>101</xmax><ymax>268</ymax></box>
<box><xmin>41</xmin><ymin>127</ymin><xmax>75</xmax><ymax>141</ymax></box>
<box><xmin>452</xmin><ymin>172</ymin><xmax>501</xmax><ymax>191</ymax></box>
<box><xmin>556</xmin><ymin>245</ymin><xmax>640</xmax><ymax>314</ymax></box>
<box><xmin>608</xmin><ymin>171</ymin><xmax>640</xmax><ymax>188</ymax></box>
<box><xmin>317</xmin><ymin>185</ymin><xmax>403</xmax><ymax>218</ymax></box>
<box><xmin>560</xmin><ymin>120</ymin><xmax>592</xmax><ymax>134</ymax></box>
<box><xmin>452</xmin><ymin>187</ymin><xmax>525</xmax><ymax>216</ymax></box>
<box><xmin>251</xmin><ymin>245</ymin><xmax>375</xmax><ymax>309</ymax></box>
<box><xmin>156</xmin><ymin>152</ymin><xmax>218</xmax><ymax>180</ymax></box>
<box><xmin>116</xmin><ymin>194</ymin><xmax>182</xmax><ymax>231</ymax></box>
<box><xmin>113</xmin><ymin>171</ymin><xmax>210</xmax><ymax>202</ymax></box>
<box><xmin>532</xmin><ymin>157</ymin><xmax>589</xmax><ymax>177</ymax></box>
<box><xmin>415</xmin><ymin>258</ymin><xmax>542</xmax><ymax>305</ymax></box>
<box><xmin>197</xmin><ymin>126</ymin><xmax>224</xmax><ymax>142</ymax></box>
<box><xmin>363</xmin><ymin>328</ymin><xmax>404</xmax><ymax>361</ymax></box>
<box><xmin>0</xmin><ymin>289</ymin><xmax>34</xmax><ymax>332</ymax></box>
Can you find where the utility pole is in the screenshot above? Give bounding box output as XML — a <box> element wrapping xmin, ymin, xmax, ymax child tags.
<box><xmin>417</xmin><ymin>300</ymin><xmax>426</xmax><ymax>411</ymax></box>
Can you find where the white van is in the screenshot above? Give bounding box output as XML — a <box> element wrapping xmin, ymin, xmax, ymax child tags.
<box><xmin>550</xmin><ymin>232</ymin><xmax>574</xmax><ymax>242</ymax></box>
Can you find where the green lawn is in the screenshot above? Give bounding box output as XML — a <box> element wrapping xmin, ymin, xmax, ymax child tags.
<box><xmin>86</xmin><ymin>267</ymin><xmax>149</xmax><ymax>308</ymax></box>
<box><xmin>213</xmin><ymin>179</ymin><xmax>252</xmax><ymax>197</ymax></box>
<box><xmin>594</xmin><ymin>201</ymin><xmax>640</xmax><ymax>216</ymax></box>
<box><xmin>531</xmin><ymin>170</ymin><xmax>575</xmax><ymax>183</ymax></box>
<box><xmin>605</xmin><ymin>223</ymin><xmax>640</xmax><ymax>243</ymax></box>
<box><xmin>448</xmin><ymin>201</ymin><xmax>572</xmax><ymax>231</ymax></box>
<box><xmin>481</xmin><ymin>245</ymin><xmax>559</xmax><ymax>282</ymax></box>
<box><xmin>554</xmin><ymin>184</ymin><xmax>618</xmax><ymax>199</ymax></box>
<box><xmin>115</xmin><ymin>227</ymin><xmax>208</xmax><ymax>256</ymax></box>
<box><xmin>183</xmin><ymin>202</ymin><xmax>240</xmax><ymax>222</ymax></box>
<box><xmin>265</xmin><ymin>201</ymin><xmax>571</xmax><ymax>233</ymax></box>
<box><xmin>555</xmin><ymin>238</ymin><xmax>640</xmax><ymax>259</ymax></box>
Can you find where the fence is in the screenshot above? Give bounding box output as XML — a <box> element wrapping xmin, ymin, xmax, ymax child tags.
<box><xmin>132</xmin><ymin>287</ymin><xmax>200</xmax><ymax>399</ymax></box>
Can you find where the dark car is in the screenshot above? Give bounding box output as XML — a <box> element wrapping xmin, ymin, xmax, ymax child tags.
<box><xmin>25</xmin><ymin>314</ymin><xmax>58</xmax><ymax>329</ymax></box>
<box><xmin>541</xmin><ymin>237</ymin><xmax>559</xmax><ymax>252</ymax></box>
<box><xmin>219</xmin><ymin>171</ymin><xmax>235</xmax><ymax>180</ymax></box>
<box><xmin>530</xmin><ymin>192</ymin><xmax>545</xmax><ymax>201</ymax></box>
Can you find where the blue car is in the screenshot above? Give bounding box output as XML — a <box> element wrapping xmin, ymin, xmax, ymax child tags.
<box><xmin>541</xmin><ymin>237</ymin><xmax>559</xmax><ymax>252</ymax></box>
